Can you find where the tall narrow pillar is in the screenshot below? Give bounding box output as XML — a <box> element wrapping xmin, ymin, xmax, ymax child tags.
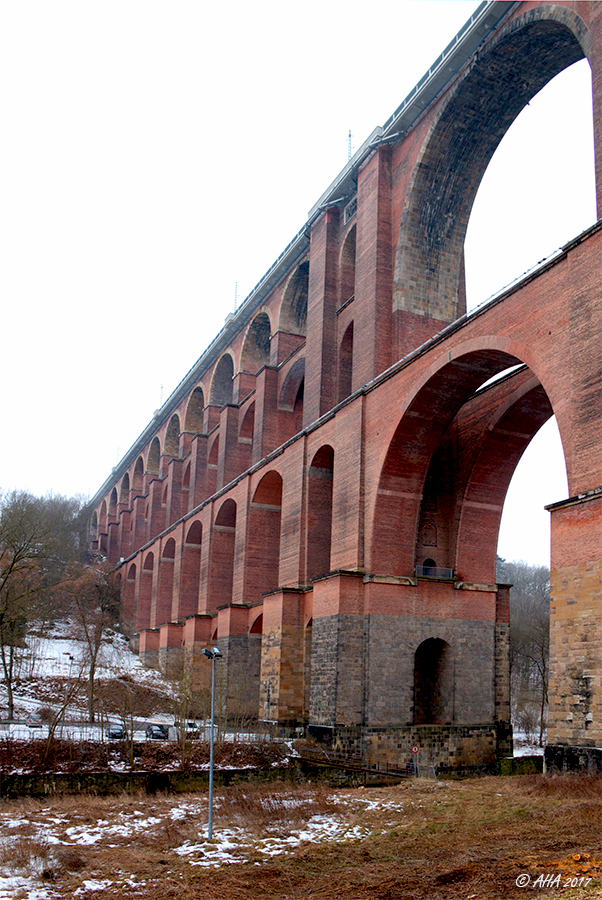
<box><xmin>303</xmin><ymin>208</ymin><xmax>340</xmax><ymax>425</ymax></box>
<box><xmin>590</xmin><ymin>4</ymin><xmax>602</xmax><ymax>216</ymax></box>
<box><xmin>353</xmin><ymin>145</ymin><xmax>392</xmax><ymax>383</ymax></box>
<box><xmin>547</xmin><ymin>489</ymin><xmax>602</xmax><ymax>746</ymax></box>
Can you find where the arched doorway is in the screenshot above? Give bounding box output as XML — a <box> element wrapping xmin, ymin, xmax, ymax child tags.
<box><xmin>413</xmin><ymin>638</ymin><xmax>453</xmax><ymax>725</ymax></box>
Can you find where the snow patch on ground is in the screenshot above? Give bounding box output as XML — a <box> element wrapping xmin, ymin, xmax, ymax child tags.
<box><xmin>0</xmin><ymin>790</ymin><xmax>410</xmax><ymax>893</ymax></box>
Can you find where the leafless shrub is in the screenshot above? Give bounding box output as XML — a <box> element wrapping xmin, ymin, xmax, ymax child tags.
<box><xmin>54</xmin><ymin>845</ymin><xmax>87</xmax><ymax>871</ymax></box>
<box><xmin>222</xmin><ymin>783</ymin><xmax>338</xmax><ymax>836</ymax></box>
<box><xmin>0</xmin><ymin>834</ymin><xmax>51</xmax><ymax>872</ymax></box>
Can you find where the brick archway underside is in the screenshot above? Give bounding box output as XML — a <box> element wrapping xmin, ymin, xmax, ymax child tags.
<box><xmin>371</xmin><ymin>355</ymin><xmax>558</xmax><ymax>585</ymax></box>
<box><xmin>394</xmin><ymin>11</ymin><xmax>586</xmax><ymax>326</ymax></box>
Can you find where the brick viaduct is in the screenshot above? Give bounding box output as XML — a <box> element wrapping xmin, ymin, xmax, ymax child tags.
<box><xmin>88</xmin><ymin>1</ymin><xmax>602</xmax><ymax>770</ymax></box>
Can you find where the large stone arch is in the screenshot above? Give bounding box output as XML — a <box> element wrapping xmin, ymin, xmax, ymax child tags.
<box><xmin>279</xmin><ymin>358</ymin><xmax>305</xmax><ymax>410</ymax></box>
<box><xmin>132</xmin><ymin>456</ymin><xmax>144</xmax><ymax>493</ymax></box>
<box><xmin>184</xmin><ymin>386</ymin><xmax>205</xmax><ymax>432</ymax></box>
<box><xmin>416</xmin><ymin>370</ymin><xmax>558</xmax><ymax>585</ymax></box>
<box><xmin>241</xmin><ymin>311</ymin><xmax>272</xmax><ymax>373</ymax></box>
<box><xmin>239</xmin><ymin>402</ymin><xmax>255</xmax><ymax>444</ymax></box>
<box><xmin>119</xmin><ymin>472</ymin><xmax>130</xmax><ymax>505</ymax></box>
<box><xmin>339</xmin><ymin>224</ymin><xmax>356</xmax><ymax>305</ymax></box>
<box><xmin>338</xmin><ymin>321</ymin><xmax>354</xmax><ymax>403</ymax></box>
<box><xmin>369</xmin><ymin>345</ymin><xmax>569</xmax><ymax>581</ymax></box>
<box><xmin>147</xmin><ymin>437</ymin><xmax>161</xmax><ymax>475</ymax></box>
<box><xmin>279</xmin><ymin>357</ymin><xmax>305</xmax><ymax>443</ymax></box>
<box><xmin>279</xmin><ymin>260</ymin><xmax>309</xmax><ymax>334</ymax></box>
<box><xmin>393</xmin><ymin>6</ymin><xmax>588</xmax><ymax>330</ymax></box>
<box><xmin>99</xmin><ymin>500</ymin><xmax>107</xmax><ymax>530</ymax></box>
<box><xmin>211</xmin><ymin>354</ymin><xmax>234</xmax><ymax>406</ymax></box>
<box><xmin>165</xmin><ymin>415</ymin><xmax>180</xmax><ymax>456</ymax></box>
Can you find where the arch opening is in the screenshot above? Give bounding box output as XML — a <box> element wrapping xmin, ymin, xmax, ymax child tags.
<box><xmin>338</xmin><ymin>321</ymin><xmax>354</xmax><ymax>403</ymax></box>
<box><xmin>465</xmin><ymin>58</ymin><xmax>596</xmax><ymax>313</ymax></box>
<box><xmin>279</xmin><ymin>359</ymin><xmax>305</xmax><ymax>441</ymax></box>
<box><xmin>209</xmin><ymin>499</ymin><xmax>237</xmax><ymax>610</ymax></box>
<box><xmin>211</xmin><ymin>355</ymin><xmax>234</xmax><ymax>406</ymax></box>
<box><xmin>413</xmin><ymin>638</ymin><xmax>453</xmax><ymax>725</ymax></box>
<box><xmin>307</xmin><ymin>445</ymin><xmax>334</xmax><ymax>581</ymax></box>
<box><xmin>120</xmin><ymin>474</ymin><xmax>130</xmax><ymax>506</ymax></box>
<box><xmin>185</xmin><ymin>387</ymin><xmax>205</xmax><ymax>432</ymax></box>
<box><xmin>133</xmin><ymin>456</ymin><xmax>144</xmax><ymax>492</ymax></box>
<box><xmin>179</xmin><ymin>521</ymin><xmax>202</xmax><ymax>619</ymax></box>
<box><xmin>156</xmin><ymin>539</ymin><xmax>176</xmax><ymax>625</ymax></box>
<box><xmin>246</xmin><ymin>472</ymin><xmax>283</xmax><ymax>603</ymax></box>
<box><xmin>250</xmin><ymin>614</ymin><xmax>263</xmax><ymax>635</ymax></box>
<box><xmin>165</xmin><ymin>415</ymin><xmax>180</xmax><ymax>456</ymax></box>
<box><xmin>241</xmin><ymin>312</ymin><xmax>271</xmax><ymax>373</ymax></box>
<box><xmin>147</xmin><ymin>438</ymin><xmax>161</xmax><ymax>475</ymax></box>
<box><xmin>239</xmin><ymin>403</ymin><xmax>255</xmax><ymax>444</ymax></box>
<box><xmin>137</xmin><ymin>552</ymin><xmax>154</xmax><ymax>632</ymax></box>
<box><xmin>371</xmin><ymin>350</ymin><xmax>569</xmax><ymax>585</ymax></box>
<box><xmin>340</xmin><ymin>225</ymin><xmax>356</xmax><ymax>305</ymax></box>
<box><xmin>280</xmin><ymin>261</ymin><xmax>309</xmax><ymax>334</ymax></box>
<box><xmin>394</xmin><ymin>10</ymin><xmax>590</xmax><ymax>334</ymax></box>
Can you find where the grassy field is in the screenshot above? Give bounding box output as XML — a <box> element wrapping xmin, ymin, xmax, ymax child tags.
<box><xmin>1</xmin><ymin>774</ymin><xmax>602</xmax><ymax>899</ymax></box>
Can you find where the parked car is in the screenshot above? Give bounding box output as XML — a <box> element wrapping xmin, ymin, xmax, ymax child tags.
<box><xmin>27</xmin><ymin>714</ymin><xmax>43</xmax><ymax>729</ymax></box>
<box><xmin>106</xmin><ymin>723</ymin><xmax>126</xmax><ymax>740</ymax></box>
<box><xmin>145</xmin><ymin>724</ymin><xmax>169</xmax><ymax>740</ymax></box>
<box><xmin>174</xmin><ymin>719</ymin><xmax>200</xmax><ymax>739</ymax></box>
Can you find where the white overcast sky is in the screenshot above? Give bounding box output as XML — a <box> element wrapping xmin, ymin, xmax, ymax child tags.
<box><xmin>0</xmin><ymin>1</ymin><xmax>597</xmax><ymax>566</ymax></box>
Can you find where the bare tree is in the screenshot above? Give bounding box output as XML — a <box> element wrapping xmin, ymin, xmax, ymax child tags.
<box><xmin>100</xmin><ymin>647</ymin><xmax>163</xmax><ymax>767</ymax></box>
<box><xmin>497</xmin><ymin>557</ymin><xmax>550</xmax><ymax>745</ymax></box>
<box><xmin>0</xmin><ymin>491</ymin><xmax>81</xmax><ymax>718</ymax></box>
<box><xmin>63</xmin><ymin>561</ymin><xmax>121</xmax><ymax>723</ymax></box>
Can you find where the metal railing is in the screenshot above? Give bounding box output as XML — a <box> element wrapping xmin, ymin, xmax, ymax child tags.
<box><xmin>297</xmin><ymin>746</ymin><xmax>415</xmax><ymax>779</ymax></box>
<box><xmin>415</xmin><ymin>565</ymin><xmax>454</xmax><ymax>579</ymax></box>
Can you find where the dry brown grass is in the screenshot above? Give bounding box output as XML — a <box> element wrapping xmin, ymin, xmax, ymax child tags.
<box><xmin>0</xmin><ymin>776</ymin><xmax>600</xmax><ymax>898</ymax></box>
<box><xmin>224</xmin><ymin>782</ymin><xmax>339</xmax><ymax>836</ymax></box>
<box><xmin>0</xmin><ymin>834</ymin><xmax>51</xmax><ymax>870</ymax></box>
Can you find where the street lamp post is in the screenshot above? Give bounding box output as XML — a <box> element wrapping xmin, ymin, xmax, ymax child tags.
<box><xmin>202</xmin><ymin>647</ymin><xmax>222</xmax><ymax>839</ymax></box>
<box><xmin>62</xmin><ymin>654</ymin><xmax>74</xmax><ymax>738</ymax></box>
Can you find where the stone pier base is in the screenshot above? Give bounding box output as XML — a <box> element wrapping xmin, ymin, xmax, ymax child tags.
<box><xmin>308</xmin><ymin>722</ymin><xmax>513</xmax><ymax>774</ymax></box>
<box><xmin>545</xmin><ymin>744</ymin><xmax>602</xmax><ymax>775</ymax></box>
